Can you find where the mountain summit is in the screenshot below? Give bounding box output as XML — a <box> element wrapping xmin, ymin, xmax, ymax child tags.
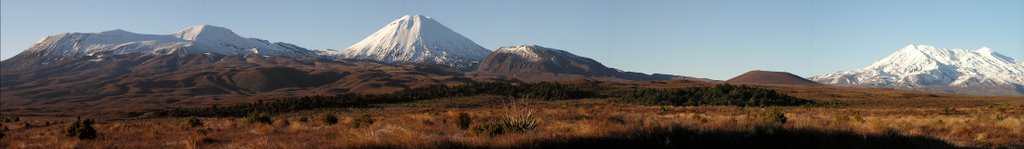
<box><xmin>327</xmin><ymin>15</ymin><xmax>491</xmax><ymax>68</ymax></box>
<box><xmin>810</xmin><ymin>44</ymin><xmax>1024</xmax><ymax>96</ymax></box>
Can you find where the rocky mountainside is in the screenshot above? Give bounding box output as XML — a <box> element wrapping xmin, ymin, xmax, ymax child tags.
<box><xmin>475</xmin><ymin>45</ymin><xmax>678</xmax><ymax>82</ymax></box>
<box><xmin>810</xmin><ymin>44</ymin><xmax>1024</xmax><ymax>96</ymax></box>
<box><xmin>323</xmin><ymin>15</ymin><xmax>491</xmax><ymax>68</ymax></box>
<box><xmin>1</xmin><ymin>25</ymin><xmax>318</xmax><ymax>70</ymax></box>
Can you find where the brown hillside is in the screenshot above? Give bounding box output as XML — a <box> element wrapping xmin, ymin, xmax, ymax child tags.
<box><xmin>726</xmin><ymin>70</ymin><xmax>819</xmax><ymax>85</ymax></box>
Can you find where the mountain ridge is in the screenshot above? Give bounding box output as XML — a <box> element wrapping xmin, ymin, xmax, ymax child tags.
<box><xmin>810</xmin><ymin>44</ymin><xmax>1024</xmax><ymax>96</ymax></box>
<box><xmin>475</xmin><ymin>44</ymin><xmax>681</xmax><ymax>82</ymax></box>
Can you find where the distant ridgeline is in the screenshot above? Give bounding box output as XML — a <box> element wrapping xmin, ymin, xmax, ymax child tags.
<box><xmin>139</xmin><ymin>82</ymin><xmax>816</xmax><ymax>118</ymax></box>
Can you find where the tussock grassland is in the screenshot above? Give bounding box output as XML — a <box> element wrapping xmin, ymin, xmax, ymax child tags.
<box><xmin>1</xmin><ymin>96</ymin><xmax>1021</xmax><ymax>148</ymax></box>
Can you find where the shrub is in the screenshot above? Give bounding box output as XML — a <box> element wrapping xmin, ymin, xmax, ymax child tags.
<box><xmin>195</xmin><ymin>127</ymin><xmax>211</xmax><ymax>136</ymax></box>
<box><xmin>500</xmin><ymin>99</ymin><xmax>541</xmax><ymax>133</ymax></box>
<box><xmin>995</xmin><ymin>113</ymin><xmax>1008</xmax><ymax>121</ymax></box>
<box><xmin>320</xmin><ymin>113</ymin><xmax>338</xmax><ymax>125</ymax></box>
<box><xmin>246</xmin><ymin>112</ymin><xmax>272</xmax><ymax>124</ymax></box>
<box><xmin>939</xmin><ymin>107</ymin><xmax>962</xmax><ymax>115</ymax></box>
<box><xmin>181</xmin><ymin>117</ymin><xmax>203</xmax><ymax>128</ymax></box>
<box><xmin>762</xmin><ymin>109</ymin><xmax>787</xmax><ymax>125</ymax></box>
<box><xmin>65</xmin><ymin>117</ymin><xmax>98</xmax><ymax>139</ymax></box>
<box><xmin>501</xmin><ymin>110</ymin><xmax>540</xmax><ymax>133</ymax></box>
<box><xmin>468</xmin><ymin>121</ymin><xmax>506</xmax><ymax>136</ymax></box>
<box><xmin>852</xmin><ymin>114</ymin><xmax>865</xmax><ymax>123</ymax></box>
<box><xmin>298</xmin><ymin>116</ymin><xmax>309</xmax><ymax>122</ymax></box>
<box><xmin>453</xmin><ymin>112</ymin><xmax>471</xmax><ymax>130</ymax></box>
<box><xmin>470</xmin><ymin>99</ymin><xmax>542</xmax><ymax>136</ymax></box>
<box><xmin>350</xmin><ymin>114</ymin><xmax>374</xmax><ymax>128</ymax></box>
<box><xmin>275</xmin><ymin>119</ymin><xmax>291</xmax><ymax>127</ymax></box>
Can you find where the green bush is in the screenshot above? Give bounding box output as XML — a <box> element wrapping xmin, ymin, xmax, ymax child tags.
<box><xmin>246</xmin><ymin>112</ymin><xmax>272</xmax><ymax>124</ymax></box>
<box><xmin>65</xmin><ymin>117</ymin><xmax>97</xmax><ymax>139</ymax></box>
<box><xmin>320</xmin><ymin>113</ymin><xmax>338</xmax><ymax>125</ymax></box>
<box><xmin>454</xmin><ymin>112</ymin><xmax>471</xmax><ymax>130</ymax></box>
<box><xmin>181</xmin><ymin>117</ymin><xmax>203</xmax><ymax>128</ymax></box>
<box><xmin>350</xmin><ymin>114</ymin><xmax>374</xmax><ymax>128</ymax></box>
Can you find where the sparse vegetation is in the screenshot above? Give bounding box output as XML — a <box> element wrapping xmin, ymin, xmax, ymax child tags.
<box><xmin>498</xmin><ymin>100</ymin><xmax>541</xmax><ymax>133</ymax></box>
<box><xmin>760</xmin><ymin>109</ymin><xmax>787</xmax><ymax>125</ymax></box>
<box><xmin>319</xmin><ymin>113</ymin><xmax>338</xmax><ymax>125</ymax></box>
<box><xmin>452</xmin><ymin>112</ymin><xmax>471</xmax><ymax>130</ymax></box>
<box><xmin>2</xmin><ymin>83</ymin><xmax>1021</xmax><ymax>148</ymax></box>
<box><xmin>469</xmin><ymin>100</ymin><xmax>542</xmax><ymax>136</ymax></box>
<box><xmin>181</xmin><ymin>117</ymin><xmax>203</xmax><ymax>128</ymax></box>
<box><xmin>143</xmin><ymin>82</ymin><xmax>604</xmax><ymax>118</ymax></box>
<box><xmin>350</xmin><ymin>114</ymin><xmax>374</xmax><ymax>128</ymax></box>
<box><xmin>1</xmin><ymin>98</ymin><xmax>1021</xmax><ymax>148</ymax></box>
<box><xmin>940</xmin><ymin>107</ymin><xmax>963</xmax><ymax>115</ymax></box>
<box><xmin>65</xmin><ymin>117</ymin><xmax>97</xmax><ymax>139</ymax></box>
<box><xmin>468</xmin><ymin>121</ymin><xmax>507</xmax><ymax>136</ymax></box>
<box><xmin>246</xmin><ymin>112</ymin><xmax>272</xmax><ymax>124</ymax></box>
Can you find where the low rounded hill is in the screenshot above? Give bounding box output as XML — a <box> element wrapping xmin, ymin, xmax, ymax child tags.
<box><xmin>726</xmin><ymin>70</ymin><xmax>819</xmax><ymax>86</ymax></box>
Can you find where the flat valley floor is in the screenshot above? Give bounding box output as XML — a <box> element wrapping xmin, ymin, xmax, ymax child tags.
<box><xmin>1</xmin><ymin>83</ymin><xmax>1023</xmax><ymax>148</ymax></box>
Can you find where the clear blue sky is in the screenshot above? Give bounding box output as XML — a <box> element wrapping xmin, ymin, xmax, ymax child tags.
<box><xmin>2</xmin><ymin>0</ymin><xmax>1021</xmax><ymax>80</ymax></box>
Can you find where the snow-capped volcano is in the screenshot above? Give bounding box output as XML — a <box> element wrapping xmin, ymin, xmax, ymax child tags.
<box><xmin>325</xmin><ymin>15</ymin><xmax>491</xmax><ymax>68</ymax></box>
<box><xmin>20</xmin><ymin>24</ymin><xmax>315</xmax><ymax>59</ymax></box>
<box><xmin>810</xmin><ymin>44</ymin><xmax>1024</xmax><ymax>96</ymax></box>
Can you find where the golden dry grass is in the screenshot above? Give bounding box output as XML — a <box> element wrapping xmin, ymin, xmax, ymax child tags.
<box><xmin>1</xmin><ymin>96</ymin><xmax>1022</xmax><ymax>148</ymax></box>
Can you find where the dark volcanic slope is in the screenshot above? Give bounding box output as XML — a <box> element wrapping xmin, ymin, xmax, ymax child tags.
<box><xmin>475</xmin><ymin>45</ymin><xmax>674</xmax><ymax>82</ymax></box>
<box><xmin>0</xmin><ymin>52</ymin><xmax>498</xmax><ymax>114</ymax></box>
<box><xmin>726</xmin><ymin>70</ymin><xmax>819</xmax><ymax>85</ymax></box>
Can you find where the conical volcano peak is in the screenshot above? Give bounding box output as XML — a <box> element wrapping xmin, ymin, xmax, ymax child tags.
<box><xmin>400</xmin><ymin>14</ymin><xmax>431</xmax><ymax>20</ymax></box>
<box><xmin>337</xmin><ymin>15</ymin><xmax>491</xmax><ymax>68</ymax></box>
